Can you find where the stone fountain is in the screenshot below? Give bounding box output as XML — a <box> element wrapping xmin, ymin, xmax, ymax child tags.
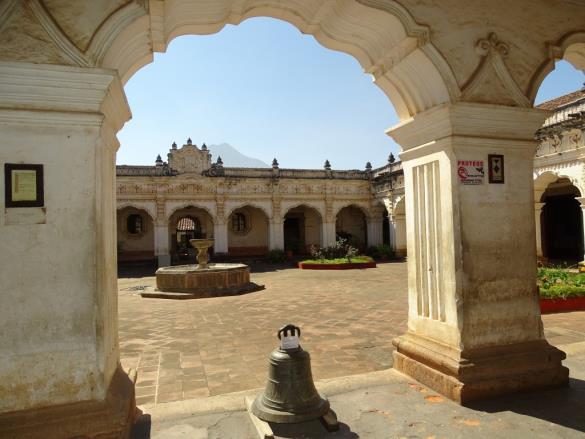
<box><xmin>143</xmin><ymin>238</ymin><xmax>263</xmax><ymax>299</ymax></box>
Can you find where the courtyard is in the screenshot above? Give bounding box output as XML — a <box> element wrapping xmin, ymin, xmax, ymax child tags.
<box><xmin>119</xmin><ymin>262</ymin><xmax>585</xmax><ymax>408</ymax></box>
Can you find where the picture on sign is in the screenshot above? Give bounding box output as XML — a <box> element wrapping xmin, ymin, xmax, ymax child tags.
<box><xmin>488</xmin><ymin>154</ymin><xmax>505</xmax><ymax>184</ymax></box>
<box><xmin>4</xmin><ymin>164</ymin><xmax>44</xmax><ymax>208</ymax></box>
<box><xmin>457</xmin><ymin>160</ymin><xmax>484</xmax><ymax>185</ymax></box>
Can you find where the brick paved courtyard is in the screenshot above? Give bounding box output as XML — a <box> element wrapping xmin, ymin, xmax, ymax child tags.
<box><xmin>118</xmin><ymin>262</ymin><xmax>585</xmax><ymax>407</ymax></box>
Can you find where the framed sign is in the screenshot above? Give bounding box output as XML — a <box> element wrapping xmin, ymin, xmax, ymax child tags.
<box><xmin>4</xmin><ymin>164</ymin><xmax>44</xmax><ymax>207</ymax></box>
<box><xmin>488</xmin><ymin>154</ymin><xmax>505</xmax><ymax>184</ymax></box>
<box><xmin>457</xmin><ymin>160</ymin><xmax>484</xmax><ymax>185</ymax></box>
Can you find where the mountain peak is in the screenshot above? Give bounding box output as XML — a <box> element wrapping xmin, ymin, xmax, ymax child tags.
<box><xmin>207</xmin><ymin>143</ymin><xmax>269</xmax><ymax>168</ymax></box>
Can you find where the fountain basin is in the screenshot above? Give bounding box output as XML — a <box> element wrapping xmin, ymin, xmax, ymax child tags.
<box><xmin>145</xmin><ymin>263</ymin><xmax>263</xmax><ymax>299</ymax></box>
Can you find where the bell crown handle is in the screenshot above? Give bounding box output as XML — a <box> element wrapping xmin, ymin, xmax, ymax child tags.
<box><xmin>278</xmin><ymin>324</ymin><xmax>301</xmax><ymax>340</ymax></box>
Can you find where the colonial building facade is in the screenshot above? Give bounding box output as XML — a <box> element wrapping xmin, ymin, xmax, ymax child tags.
<box><xmin>116</xmin><ymin>139</ymin><xmax>406</xmax><ymax>266</ymax></box>
<box><xmin>534</xmin><ymin>87</ymin><xmax>585</xmax><ymax>263</ymax></box>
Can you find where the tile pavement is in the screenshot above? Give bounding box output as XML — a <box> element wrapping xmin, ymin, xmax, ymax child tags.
<box><xmin>117</xmin><ymin>262</ymin><xmax>585</xmax><ymax>407</ymax></box>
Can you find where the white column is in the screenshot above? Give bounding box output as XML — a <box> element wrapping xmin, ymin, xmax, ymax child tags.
<box><xmin>577</xmin><ymin>198</ymin><xmax>585</xmax><ymax>262</ymax></box>
<box><xmin>535</xmin><ymin>202</ymin><xmax>545</xmax><ymax>259</ymax></box>
<box><xmin>213</xmin><ymin>221</ymin><xmax>228</xmax><ymax>254</ymax></box>
<box><xmin>0</xmin><ymin>63</ymin><xmax>134</xmax><ymax>433</ymax></box>
<box><xmin>390</xmin><ymin>103</ymin><xmax>567</xmax><ymax>404</ymax></box>
<box><xmin>393</xmin><ymin>213</ymin><xmax>407</xmax><ymax>257</ymax></box>
<box><xmin>269</xmin><ymin>220</ymin><xmax>284</xmax><ymax>250</ymax></box>
<box><xmin>387</xmin><ymin>213</ymin><xmax>396</xmax><ymax>250</ymax></box>
<box><xmin>322</xmin><ymin>221</ymin><xmax>336</xmax><ymax>247</ymax></box>
<box><xmin>367</xmin><ymin>219</ymin><xmax>384</xmax><ymax>246</ymax></box>
<box><xmin>154</xmin><ymin>224</ymin><xmax>171</xmax><ymax>267</ymax></box>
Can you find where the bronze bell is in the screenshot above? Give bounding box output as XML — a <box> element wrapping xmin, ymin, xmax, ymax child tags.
<box><xmin>252</xmin><ymin>324</ymin><xmax>330</xmax><ymax>424</ymax></box>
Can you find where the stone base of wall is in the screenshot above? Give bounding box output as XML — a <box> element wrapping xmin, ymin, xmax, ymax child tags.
<box><xmin>392</xmin><ymin>332</ymin><xmax>568</xmax><ymax>404</ymax></box>
<box><xmin>0</xmin><ymin>365</ymin><xmax>137</xmax><ymax>439</ymax></box>
<box><xmin>228</xmin><ymin>246</ymin><xmax>269</xmax><ymax>256</ymax></box>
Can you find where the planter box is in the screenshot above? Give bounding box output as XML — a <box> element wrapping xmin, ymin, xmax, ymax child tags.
<box><xmin>298</xmin><ymin>261</ymin><xmax>376</xmax><ymax>270</ymax></box>
<box><xmin>540</xmin><ymin>296</ymin><xmax>585</xmax><ymax>314</ymax></box>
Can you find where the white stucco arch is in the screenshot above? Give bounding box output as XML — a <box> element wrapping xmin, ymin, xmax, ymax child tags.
<box><xmin>281</xmin><ymin>201</ymin><xmax>324</xmax><ymax>220</ymax></box>
<box><xmin>392</xmin><ymin>195</ymin><xmax>406</xmax><ymax>215</ymax></box>
<box><xmin>98</xmin><ymin>0</ymin><xmax>457</xmax><ymax>120</ymax></box>
<box><xmin>224</xmin><ymin>201</ymin><xmax>272</xmax><ymax>220</ymax></box>
<box><xmin>529</xmin><ymin>31</ymin><xmax>585</xmax><ymax>103</ymax></box>
<box><xmin>165</xmin><ymin>202</ymin><xmax>217</xmax><ymax>223</ymax></box>
<box><xmin>333</xmin><ymin>202</ymin><xmax>371</xmax><ymax>220</ymax></box>
<box><xmin>534</xmin><ymin>169</ymin><xmax>585</xmax><ymax>202</ymax></box>
<box><xmin>116</xmin><ymin>201</ymin><xmax>156</xmax><ymax>221</ymax></box>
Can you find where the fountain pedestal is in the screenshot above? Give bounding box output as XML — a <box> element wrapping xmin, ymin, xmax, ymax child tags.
<box><xmin>146</xmin><ymin>238</ymin><xmax>263</xmax><ymax>299</ymax></box>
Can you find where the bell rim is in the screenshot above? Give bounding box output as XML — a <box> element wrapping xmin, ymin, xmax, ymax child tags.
<box><xmin>251</xmin><ymin>394</ymin><xmax>330</xmax><ymax>424</ymax></box>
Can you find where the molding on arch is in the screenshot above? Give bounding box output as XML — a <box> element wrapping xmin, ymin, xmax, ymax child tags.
<box><xmin>224</xmin><ymin>201</ymin><xmax>272</xmax><ymax>220</ymax></box>
<box><xmin>116</xmin><ymin>201</ymin><xmax>156</xmax><ymax>220</ymax></box>
<box><xmin>333</xmin><ymin>202</ymin><xmax>371</xmax><ymax>219</ymax></box>
<box><xmin>281</xmin><ymin>201</ymin><xmax>325</xmax><ymax>220</ymax></box>
<box><xmin>97</xmin><ymin>0</ymin><xmax>457</xmax><ymax>119</ymax></box>
<box><xmin>86</xmin><ymin>1</ymin><xmax>150</xmax><ymax>67</ymax></box>
<box><xmin>26</xmin><ymin>0</ymin><xmax>91</xmax><ymax>67</ymax></box>
<box><xmin>165</xmin><ymin>202</ymin><xmax>217</xmax><ymax>223</ymax></box>
<box><xmin>534</xmin><ymin>169</ymin><xmax>585</xmax><ymax>200</ymax></box>
<box><xmin>0</xmin><ymin>0</ymin><xmax>18</xmax><ymax>34</ymax></box>
<box><xmin>528</xmin><ymin>31</ymin><xmax>585</xmax><ymax>104</ymax></box>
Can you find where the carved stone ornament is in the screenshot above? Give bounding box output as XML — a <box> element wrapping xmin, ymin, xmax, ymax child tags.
<box><xmin>461</xmin><ymin>33</ymin><xmax>530</xmax><ymax>107</ymax></box>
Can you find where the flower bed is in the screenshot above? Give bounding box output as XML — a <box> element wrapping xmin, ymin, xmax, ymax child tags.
<box><xmin>540</xmin><ymin>296</ymin><xmax>585</xmax><ymax>314</ymax></box>
<box><xmin>298</xmin><ymin>257</ymin><xmax>376</xmax><ymax>270</ymax></box>
<box><xmin>300</xmin><ymin>239</ymin><xmax>377</xmax><ymax>269</ymax></box>
<box><xmin>538</xmin><ymin>268</ymin><xmax>585</xmax><ymax>313</ymax></box>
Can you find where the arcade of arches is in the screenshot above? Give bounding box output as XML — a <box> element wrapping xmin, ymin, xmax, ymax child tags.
<box><xmin>116</xmin><ymin>141</ymin><xmax>401</xmax><ymax>264</ymax></box>
<box><xmin>0</xmin><ymin>1</ymin><xmax>584</xmax><ymax>437</ymax></box>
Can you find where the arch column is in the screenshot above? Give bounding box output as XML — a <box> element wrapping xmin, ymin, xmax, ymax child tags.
<box><xmin>0</xmin><ymin>63</ymin><xmax>135</xmax><ymax>435</ymax></box>
<box><xmin>269</xmin><ymin>219</ymin><xmax>284</xmax><ymax>250</ymax></box>
<box><xmin>154</xmin><ymin>201</ymin><xmax>170</xmax><ymax>267</ymax></box>
<box><xmin>390</xmin><ymin>102</ymin><xmax>568</xmax><ymax>403</ymax></box>
<box><xmin>322</xmin><ymin>221</ymin><xmax>336</xmax><ymax>247</ymax></box>
<box><xmin>576</xmin><ymin>197</ymin><xmax>585</xmax><ymax>262</ymax></box>
<box><xmin>213</xmin><ymin>221</ymin><xmax>228</xmax><ymax>254</ymax></box>
<box><xmin>366</xmin><ymin>218</ymin><xmax>384</xmax><ymax>247</ymax></box>
<box><xmin>535</xmin><ymin>202</ymin><xmax>545</xmax><ymax>259</ymax></box>
<box><xmin>392</xmin><ymin>212</ymin><xmax>407</xmax><ymax>257</ymax></box>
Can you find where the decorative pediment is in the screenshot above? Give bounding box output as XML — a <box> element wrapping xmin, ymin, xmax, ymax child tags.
<box><xmin>168</xmin><ymin>142</ymin><xmax>212</xmax><ymax>175</ymax></box>
<box><xmin>461</xmin><ymin>33</ymin><xmax>530</xmax><ymax>107</ymax></box>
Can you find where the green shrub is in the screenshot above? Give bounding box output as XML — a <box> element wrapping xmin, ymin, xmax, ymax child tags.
<box><xmin>537</xmin><ymin>267</ymin><xmax>585</xmax><ymax>299</ymax></box>
<box><xmin>376</xmin><ymin>244</ymin><xmax>394</xmax><ymax>259</ymax></box>
<box><xmin>266</xmin><ymin>249</ymin><xmax>286</xmax><ymax>263</ymax></box>
<box><xmin>366</xmin><ymin>246</ymin><xmax>381</xmax><ymax>259</ymax></box>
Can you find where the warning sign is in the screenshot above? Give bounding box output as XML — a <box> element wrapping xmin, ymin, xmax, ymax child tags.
<box><xmin>457</xmin><ymin>160</ymin><xmax>484</xmax><ymax>185</ymax></box>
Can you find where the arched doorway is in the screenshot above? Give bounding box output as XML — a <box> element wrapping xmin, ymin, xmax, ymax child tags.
<box><xmin>169</xmin><ymin>206</ymin><xmax>214</xmax><ymax>264</ymax></box>
<box><xmin>284</xmin><ymin>205</ymin><xmax>322</xmax><ymax>255</ymax></box>
<box><xmin>540</xmin><ymin>178</ymin><xmax>583</xmax><ymax>263</ymax></box>
<box><xmin>116</xmin><ymin>206</ymin><xmax>155</xmax><ymax>265</ymax></box>
<box><xmin>335</xmin><ymin>205</ymin><xmax>367</xmax><ymax>250</ymax></box>
<box><xmin>227</xmin><ymin>206</ymin><xmax>269</xmax><ymax>256</ymax></box>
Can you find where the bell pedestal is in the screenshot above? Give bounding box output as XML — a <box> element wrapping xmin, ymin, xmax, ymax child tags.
<box><xmin>250</xmin><ymin>325</ymin><xmax>339</xmax><ymax>435</ymax></box>
<box><xmin>252</xmin><ymin>348</ymin><xmax>330</xmax><ymax>424</ymax></box>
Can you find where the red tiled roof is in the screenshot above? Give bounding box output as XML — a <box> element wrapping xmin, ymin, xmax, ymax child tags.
<box><xmin>536</xmin><ymin>88</ymin><xmax>585</xmax><ymax>111</ymax></box>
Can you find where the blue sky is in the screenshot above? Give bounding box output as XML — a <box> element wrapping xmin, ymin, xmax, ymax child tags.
<box><xmin>117</xmin><ymin>18</ymin><xmax>584</xmax><ymax>169</ymax></box>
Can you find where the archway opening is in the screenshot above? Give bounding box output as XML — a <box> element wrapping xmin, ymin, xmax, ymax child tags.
<box><xmin>540</xmin><ymin>178</ymin><xmax>583</xmax><ymax>264</ymax></box>
<box><xmin>227</xmin><ymin>206</ymin><xmax>269</xmax><ymax>257</ymax></box>
<box><xmin>284</xmin><ymin>205</ymin><xmax>322</xmax><ymax>255</ymax></box>
<box><xmin>169</xmin><ymin>206</ymin><xmax>214</xmax><ymax>264</ymax></box>
<box><xmin>336</xmin><ymin>205</ymin><xmax>368</xmax><ymax>250</ymax></box>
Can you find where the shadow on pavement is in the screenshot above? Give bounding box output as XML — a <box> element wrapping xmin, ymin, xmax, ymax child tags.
<box><xmin>131</xmin><ymin>413</ymin><xmax>151</xmax><ymax>439</ymax></box>
<box><xmin>467</xmin><ymin>377</ymin><xmax>585</xmax><ymax>433</ymax></box>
